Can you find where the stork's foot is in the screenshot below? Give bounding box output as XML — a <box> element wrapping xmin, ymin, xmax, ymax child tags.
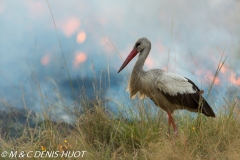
<box><xmin>168</xmin><ymin>126</ymin><xmax>178</xmax><ymax>135</ymax></box>
<box><xmin>166</xmin><ymin>128</ymin><xmax>178</xmax><ymax>138</ymax></box>
<box><xmin>174</xmin><ymin>128</ymin><xmax>178</xmax><ymax>135</ymax></box>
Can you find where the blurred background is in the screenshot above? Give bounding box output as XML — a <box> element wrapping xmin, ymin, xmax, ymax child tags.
<box><xmin>0</xmin><ymin>0</ymin><xmax>239</xmax><ymax>122</ymax></box>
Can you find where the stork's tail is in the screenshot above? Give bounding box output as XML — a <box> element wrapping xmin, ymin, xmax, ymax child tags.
<box><xmin>201</xmin><ymin>99</ymin><xmax>215</xmax><ymax>117</ymax></box>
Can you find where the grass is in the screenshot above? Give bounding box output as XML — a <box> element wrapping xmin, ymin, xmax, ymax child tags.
<box><xmin>1</xmin><ymin>93</ymin><xmax>240</xmax><ymax>160</ymax></box>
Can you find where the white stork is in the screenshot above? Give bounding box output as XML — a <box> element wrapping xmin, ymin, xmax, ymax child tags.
<box><xmin>118</xmin><ymin>37</ymin><xmax>215</xmax><ymax>135</ymax></box>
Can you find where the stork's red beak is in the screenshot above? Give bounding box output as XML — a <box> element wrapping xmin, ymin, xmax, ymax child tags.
<box><xmin>118</xmin><ymin>48</ymin><xmax>138</xmax><ymax>73</ymax></box>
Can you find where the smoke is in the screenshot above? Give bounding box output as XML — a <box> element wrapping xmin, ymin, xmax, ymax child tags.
<box><xmin>0</xmin><ymin>0</ymin><xmax>240</xmax><ymax>121</ymax></box>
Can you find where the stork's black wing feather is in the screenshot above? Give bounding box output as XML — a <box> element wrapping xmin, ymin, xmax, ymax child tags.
<box><xmin>160</xmin><ymin>78</ymin><xmax>215</xmax><ymax>117</ymax></box>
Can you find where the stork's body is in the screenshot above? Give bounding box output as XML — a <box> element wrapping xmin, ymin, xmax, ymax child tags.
<box><xmin>118</xmin><ymin>37</ymin><xmax>215</xmax><ymax>134</ymax></box>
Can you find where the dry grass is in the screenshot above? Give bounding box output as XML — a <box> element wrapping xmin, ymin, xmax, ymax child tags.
<box><xmin>0</xmin><ymin>97</ymin><xmax>240</xmax><ymax>160</ymax></box>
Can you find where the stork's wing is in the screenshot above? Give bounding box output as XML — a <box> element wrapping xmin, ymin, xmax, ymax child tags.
<box><xmin>157</xmin><ymin>71</ymin><xmax>196</xmax><ymax>96</ymax></box>
<box><xmin>157</xmin><ymin>71</ymin><xmax>215</xmax><ymax>117</ymax></box>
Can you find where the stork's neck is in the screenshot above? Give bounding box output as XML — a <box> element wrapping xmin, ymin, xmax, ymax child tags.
<box><xmin>132</xmin><ymin>48</ymin><xmax>150</xmax><ymax>75</ymax></box>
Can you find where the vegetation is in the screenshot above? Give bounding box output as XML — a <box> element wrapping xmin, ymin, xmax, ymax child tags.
<box><xmin>0</xmin><ymin>94</ymin><xmax>240</xmax><ymax>160</ymax></box>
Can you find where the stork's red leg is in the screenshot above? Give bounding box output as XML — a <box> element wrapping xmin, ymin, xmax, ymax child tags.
<box><xmin>167</xmin><ymin>113</ymin><xmax>171</xmax><ymax>134</ymax></box>
<box><xmin>167</xmin><ymin>112</ymin><xmax>178</xmax><ymax>135</ymax></box>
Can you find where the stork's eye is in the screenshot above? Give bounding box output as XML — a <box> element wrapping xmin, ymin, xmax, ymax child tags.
<box><xmin>136</xmin><ymin>42</ymin><xmax>141</xmax><ymax>47</ymax></box>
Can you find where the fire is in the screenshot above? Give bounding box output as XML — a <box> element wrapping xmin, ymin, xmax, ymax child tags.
<box><xmin>76</xmin><ymin>31</ymin><xmax>86</xmax><ymax>43</ymax></box>
<box><xmin>220</xmin><ymin>62</ymin><xmax>228</xmax><ymax>74</ymax></box>
<box><xmin>59</xmin><ymin>145</ymin><xmax>67</xmax><ymax>152</ymax></box>
<box><xmin>41</xmin><ymin>54</ymin><xmax>50</xmax><ymax>66</ymax></box>
<box><xmin>73</xmin><ymin>52</ymin><xmax>87</xmax><ymax>67</ymax></box>
<box><xmin>58</xmin><ymin>139</ymin><xmax>72</xmax><ymax>152</ymax></box>
<box><xmin>61</xmin><ymin>17</ymin><xmax>80</xmax><ymax>37</ymax></box>
<box><xmin>205</xmin><ymin>70</ymin><xmax>220</xmax><ymax>85</ymax></box>
<box><xmin>213</xmin><ymin>78</ymin><xmax>221</xmax><ymax>85</ymax></box>
<box><xmin>230</xmin><ymin>73</ymin><xmax>240</xmax><ymax>86</ymax></box>
<box><xmin>41</xmin><ymin>145</ymin><xmax>46</xmax><ymax>151</ymax></box>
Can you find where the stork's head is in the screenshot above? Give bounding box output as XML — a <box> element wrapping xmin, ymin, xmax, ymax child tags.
<box><xmin>118</xmin><ymin>37</ymin><xmax>151</xmax><ymax>73</ymax></box>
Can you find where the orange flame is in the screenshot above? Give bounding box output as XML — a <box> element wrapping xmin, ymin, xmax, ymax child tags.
<box><xmin>58</xmin><ymin>144</ymin><xmax>67</xmax><ymax>152</ymax></box>
<box><xmin>61</xmin><ymin>17</ymin><xmax>80</xmax><ymax>37</ymax></box>
<box><xmin>206</xmin><ymin>70</ymin><xmax>220</xmax><ymax>85</ymax></box>
<box><xmin>58</xmin><ymin>139</ymin><xmax>72</xmax><ymax>152</ymax></box>
<box><xmin>220</xmin><ymin>62</ymin><xmax>228</xmax><ymax>74</ymax></box>
<box><xmin>41</xmin><ymin>146</ymin><xmax>46</xmax><ymax>151</ymax></box>
<box><xmin>73</xmin><ymin>52</ymin><xmax>87</xmax><ymax>67</ymax></box>
<box><xmin>231</xmin><ymin>73</ymin><xmax>240</xmax><ymax>86</ymax></box>
<box><xmin>76</xmin><ymin>31</ymin><xmax>86</xmax><ymax>43</ymax></box>
<box><xmin>41</xmin><ymin>54</ymin><xmax>50</xmax><ymax>66</ymax></box>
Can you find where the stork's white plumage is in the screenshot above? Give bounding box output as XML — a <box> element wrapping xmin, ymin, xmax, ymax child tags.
<box><xmin>118</xmin><ymin>37</ymin><xmax>215</xmax><ymax>135</ymax></box>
